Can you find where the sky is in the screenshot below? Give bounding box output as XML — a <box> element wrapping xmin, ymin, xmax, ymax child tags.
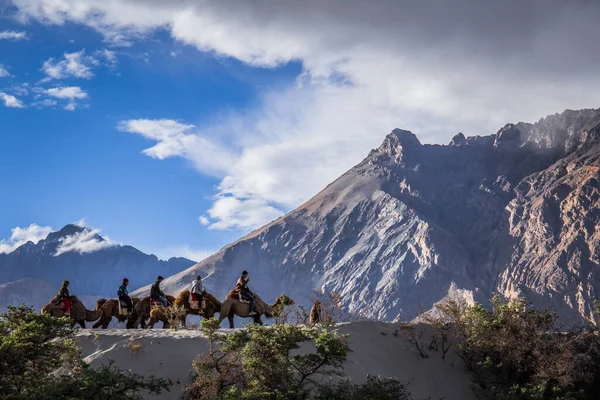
<box><xmin>1</xmin><ymin>0</ymin><xmax>600</xmax><ymax>261</ymax></box>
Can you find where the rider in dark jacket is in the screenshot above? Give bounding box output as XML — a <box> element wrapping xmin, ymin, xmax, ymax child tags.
<box><xmin>117</xmin><ymin>278</ymin><xmax>133</xmax><ymax>313</ymax></box>
<box><xmin>150</xmin><ymin>276</ymin><xmax>167</xmax><ymax>307</ymax></box>
<box><xmin>57</xmin><ymin>280</ymin><xmax>71</xmax><ymax>314</ymax></box>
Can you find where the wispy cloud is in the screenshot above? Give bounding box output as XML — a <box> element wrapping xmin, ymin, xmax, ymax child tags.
<box><xmin>45</xmin><ymin>86</ymin><xmax>88</xmax><ymax>99</ymax></box>
<box><xmin>94</xmin><ymin>48</ymin><xmax>117</xmax><ymax>68</ymax></box>
<box><xmin>0</xmin><ymin>224</ymin><xmax>52</xmax><ymax>254</ymax></box>
<box><xmin>0</xmin><ymin>92</ymin><xmax>25</xmax><ymax>108</ymax></box>
<box><xmin>117</xmin><ymin>119</ymin><xmax>236</xmax><ymax>177</ymax></box>
<box><xmin>54</xmin><ymin>226</ymin><xmax>114</xmax><ymax>256</ymax></box>
<box><xmin>0</xmin><ymin>30</ymin><xmax>28</xmax><ymax>41</ymax></box>
<box><xmin>44</xmin><ymin>86</ymin><xmax>88</xmax><ymax>110</ymax></box>
<box><xmin>41</xmin><ymin>49</ymin><xmax>98</xmax><ymax>81</ymax></box>
<box><xmin>0</xmin><ymin>64</ymin><xmax>10</xmax><ymax>77</ymax></box>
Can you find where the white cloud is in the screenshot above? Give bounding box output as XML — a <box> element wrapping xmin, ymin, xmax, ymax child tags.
<box><xmin>0</xmin><ymin>30</ymin><xmax>28</xmax><ymax>40</ymax></box>
<box><xmin>45</xmin><ymin>86</ymin><xmax>88</xmax><ymax>99</ymax></box>
<box><xmin>42</xmin><ymin>86</ymin><xmax>88</xmax><ymax>110</ymax></box>
<box><xmin>0</xmin><ymin>64</ymin><xmax>10</xmax><ymax>77</ymax></box>
<box><xmin>0</xmin><ymin>224</ymin><xmax>53</xmax><ymax>254</ymax></box>
<box><xmin>54</xmin><ymin>227</ymin><xmax>114</xmax><ymax>256</ymax></box>
<box><xmin>32</xmin><ymin>98</ymin><xmax>58</xmax><ymax>108</ymax></box>
<box><xmin>14</xmin><ymin>0</ymin><xmax>600</xmax><ymax>229</ymax></box>
<box><xmin>41</xmin><ymin>49</ymin><xmax>98</xmax><ymax>81</ymax></box>
<box><xmin>0</xmin><ymin>92</ymin><xmax>25</xmax><ymax>108</ymax></box>
<box><xmin>151</xmin><ymin>245</ymin><xmax>214</xmax><ymax>262</ymax></box>
<box><xmin>205</xmin><ymin>196</ymin><xmax>283</xmax><ymax>231</ymax></box>
<box><xmin>118</xmin><ymin>119</ymin><xmax>236</xmax><ymax>177</ymax></box>
<box><xmin>198</xmin><ymin>216</ymin><xmax>210</xmax><ymax>226</ymax></box>
<box><xmin>95</xmin><ymin>48</ymin><xmax>117</xmax><ymax>67</ymax></box>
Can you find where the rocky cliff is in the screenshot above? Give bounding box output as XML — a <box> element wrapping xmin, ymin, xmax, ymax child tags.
<box><xmin>138</xmin><ymin>109</ymin><xmax>600</xmax><ymax>323</ymax></box>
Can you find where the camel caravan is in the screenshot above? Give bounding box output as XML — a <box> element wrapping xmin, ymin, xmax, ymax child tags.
<box><xmin>41</xmin><ymin>271</ymin><xmax>296</xmax><ymax>329</ymax></box>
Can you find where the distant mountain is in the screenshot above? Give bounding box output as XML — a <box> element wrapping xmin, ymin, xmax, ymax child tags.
<box><xmin>139</xmin><ymin>108</ymin><xmax>600</xmax><ymax>324</ymax></box>
<box><xmin>0</xmin><ymin>224</ymin><xmax>195</xmax><ymax>297</ymax></box>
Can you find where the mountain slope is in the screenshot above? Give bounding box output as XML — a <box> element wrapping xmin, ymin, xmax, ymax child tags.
<box><xmin>137</xmin><ymin>109</ymin><xmax>600</xmax><ymax>322</ymax></box>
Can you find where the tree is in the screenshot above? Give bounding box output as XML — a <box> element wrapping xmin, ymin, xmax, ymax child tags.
<box><xmin>185</xmin><ymin>318</ymin><xmax>247</xmax><ymax>400</ymax></box>
<box><xmin>185</xmin><ymin>322</ymin><xmax>351</xmax><ymax>400</ymax></box>
<box><xmin>0</xmin><ymin>305</ymin><xmax>170</xmax><ymax>400</ymax></box>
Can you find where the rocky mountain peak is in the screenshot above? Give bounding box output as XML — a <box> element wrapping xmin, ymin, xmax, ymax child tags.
<box><xmin>369</xmin><ymin>129</ymin><xmax>422</xmax><ymax>166</ymax></box>
<box><xmin>449</xmin><ymin>132</ymin><xmax>466</xmax><ymax>146</ymax></box>
<box><xmin>45</xmin><ymin>224</ymin><xmax>90</xmax><ymax>243</ymax></box>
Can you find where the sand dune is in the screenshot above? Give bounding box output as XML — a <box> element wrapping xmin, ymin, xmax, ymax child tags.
<box><xmin>77</xmin><ymin>321</ymin><xmax>476</xmax><ymax>399</ymax></box>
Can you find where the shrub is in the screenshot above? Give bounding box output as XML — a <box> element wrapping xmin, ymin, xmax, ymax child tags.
<box><xmin>0</xmin><ymin>305</ymin><xmax>170</xmax><ymax>400</ymax></box>
<box><xmin>434</xmin><ymin>295</ymin><xmax>600</xmax><ymax>399</ymax></box>
<box><xmin>314</xmin><ymin>375</ymin><xmax>413</xmax><ymax>400</ymax></box>
<box><xmin>185</xmin><ymin>321</ymin><xmax>352</xmax><ymax>400</ymax></box>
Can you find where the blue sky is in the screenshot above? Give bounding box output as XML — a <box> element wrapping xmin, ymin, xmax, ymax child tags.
<box><xmin>1</xmin><ymin>1</ymin><xmax>599</xmax><ymax>261</ymax></box>
<box><xmin>0</xmin><ymin>18</ymin><xmax>301</xmax><ymax>258</ymax></box>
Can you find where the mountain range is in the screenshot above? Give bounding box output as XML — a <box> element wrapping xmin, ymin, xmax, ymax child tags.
<box><xmin>0</xmin><ymin>224</ymin><xmax>195</xmax><ymax>310</ymax></box>
<box><xmin>133</xmin><ymin>108</ymin><xmax>600</xmax><ymax>324</ymax></box>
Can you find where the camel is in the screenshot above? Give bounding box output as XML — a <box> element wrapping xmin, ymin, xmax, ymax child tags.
<box><xmin>147</xmin><ymin>290</ymin><xmax>221</xmax><ymax>329</ymax></box>
<box><xmin>310</xmin><ymin>300</ymin><xmax>321</xmax><ymax>325</ymax></box>
<box><xmin>126</xmin><ymin>295</ymin><xmax>176</xmax><ymax>329</ymax></box>
<box><xmin>219</xmin><ymin>291</ymin><xmax>295</xmax><ymax>328</ymax></box>
<box><xmin>92</xmin><ymin>297</ymin><xmax>141</xmax><ymax>329</ymax></box>
<box><xmin>40</xmin><ymin>295</ymin><xmax>104</xmax><ymax>328</ymax></box>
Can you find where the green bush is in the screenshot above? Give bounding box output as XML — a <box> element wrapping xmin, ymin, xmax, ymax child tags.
<box><xmin>432</xmin><ymin>296</ymin><xmax>600</xmax><ymax>400</ymax></box>
<box><xmin>0</xmin><ymin>305</ymin><xmax>170</xmax><ymax>400</ymax></box>
<box><xmin>185</xmin><ymin>319</ymin><xmax>406</xmax><ymax>400</ymax></box>
<box><xmin>314</xmin><ymin>375</ymin><xmax>413</xmax><ymax>400</ymax></box>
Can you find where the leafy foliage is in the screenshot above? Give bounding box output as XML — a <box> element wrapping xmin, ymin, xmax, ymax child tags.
<box><xmin>0</xmin><ymin>305</ymin><xmax>170</xmax><ymax>400</ymax></box>
<box><xmin>185</xmin><ymin>318</ymin><xmax>247</xmax><ymax>399</ymax></box>
<box><xmin>314</xmin><ymin>375</ymin><xmax>413</xmax><ymax>400</ymax></box>
<box><xmin>185</xmin><ymin>320</ymin><xmax>401</xmax><ymax>400</ymax></box>
<box><xmin>432</xmin><ymin>296</ymin><xmax>600</xmax><ymax>399</ymax></box>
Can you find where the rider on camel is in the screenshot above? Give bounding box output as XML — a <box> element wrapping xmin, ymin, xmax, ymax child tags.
<box><xmin>190</xmin><ymin>275</ymin><xmax>204</xmax><ymax>308</ymax></box>
<box><xmin>117</xmin><ymin>277</ymin><xmax>133</xmax><ymax>313</ymax></box>
<box><xmin>57</xmin><ymin>280</ymin><xmax>71</xmax><ymax>314</ymax></box>
<box><xmin>236</xmin><ymin>270</ymin><xmax>257</xmax><ymax>316</ymax></box>
<box><xmin>150</xmin><ymin>276</ymin><xmax>168</xmax><ymax>307</ymax></box>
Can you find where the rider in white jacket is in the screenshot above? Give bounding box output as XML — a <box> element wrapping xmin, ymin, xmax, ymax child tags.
<box><xmin>190</xmin><ymin>276</ymin><xmax>204</xmax><ymax>307</ymax></box>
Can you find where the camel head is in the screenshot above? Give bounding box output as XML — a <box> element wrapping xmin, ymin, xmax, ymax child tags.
<box><xmin>96</xmin><ymin>298</ymin><xmax>107</xmax><ymax>310</ymax></box>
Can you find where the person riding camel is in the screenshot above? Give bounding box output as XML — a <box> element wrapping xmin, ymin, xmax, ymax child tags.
<box><xmin>57</xmin><ymin>280</ymin><xmax>71</xmax><ymax>315</ymax></box>
<box><xmin>150</xmin><ymin>276</ymin><xmax>168</xmax><ymax>307</ymax></box>
<box><xmin>236</xmin><ymin>270</ymin><xmax>257</xmax><ymax>316</ymax></box>
<box><xmin>190</xmin><ymin>275</ymin><xmax>204</xmax><ymax>309</ymax></box>
<box><xmin>117</xmin><ymin>278</ymin><xmax>133</xmax><ymax>314</ymax></box>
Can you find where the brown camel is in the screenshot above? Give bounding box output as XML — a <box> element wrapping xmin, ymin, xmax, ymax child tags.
<box><xmin>92</xmin><ymin>297</ymin><xmax>141</xmax><ymax>329</ymax></box>
<box><xmin>40</xmin><ymin>295</ymin><xmax>104</xmax><ymax>328</ymax></box>
<box><xmin>219</xmin><ymin>291</ymin><xmax>295</xmax><ymax>328</ymax></box>
<box><xmin>148</xmin><ymin>290</ymin><xmax>221</xmax><ymax>329</ymax></box>
<box><xmin>310</xmin><ymin>300</ymin><xmax>321</xmax><ymax>325</ymax></box>
<box><xmin>126</xmin><ymin>295</ymin><xmax>176</xmax><ymax>329</ymax></box>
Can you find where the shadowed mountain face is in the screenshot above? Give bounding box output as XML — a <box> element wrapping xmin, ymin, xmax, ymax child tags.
<box><xmin>139</xmin><ymin>108</ymin><xmax>600</xmax><ymax>323</ymax></box>
<box><xmin>0</xmin><ymin>224</ymin><xmax>195</xmax><ymax>297</ymax></box>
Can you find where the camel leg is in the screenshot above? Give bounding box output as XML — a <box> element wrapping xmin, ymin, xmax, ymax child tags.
<box><xmin>78</xmin><ymin>320</ymin><xmax>86</xmax><ymax>329</ymax></box>
<box><xmin>228</xmin><ymin>311</ymin><xmax>235</xmax><ymax>329</ymax></box>
<box><xmin>254</xmin><ymin>315</ymin><xmax>263</xmax><ymax>326</ymax></box>
<box><xmin>92</xmin><ymin>316</ymin><xmax>104</xmax><ymax>329</ymax></box>
<box><xmin>180</xmin><ymin>315</ymin><xmax>187</xmax><ymax>328</ymax></box>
